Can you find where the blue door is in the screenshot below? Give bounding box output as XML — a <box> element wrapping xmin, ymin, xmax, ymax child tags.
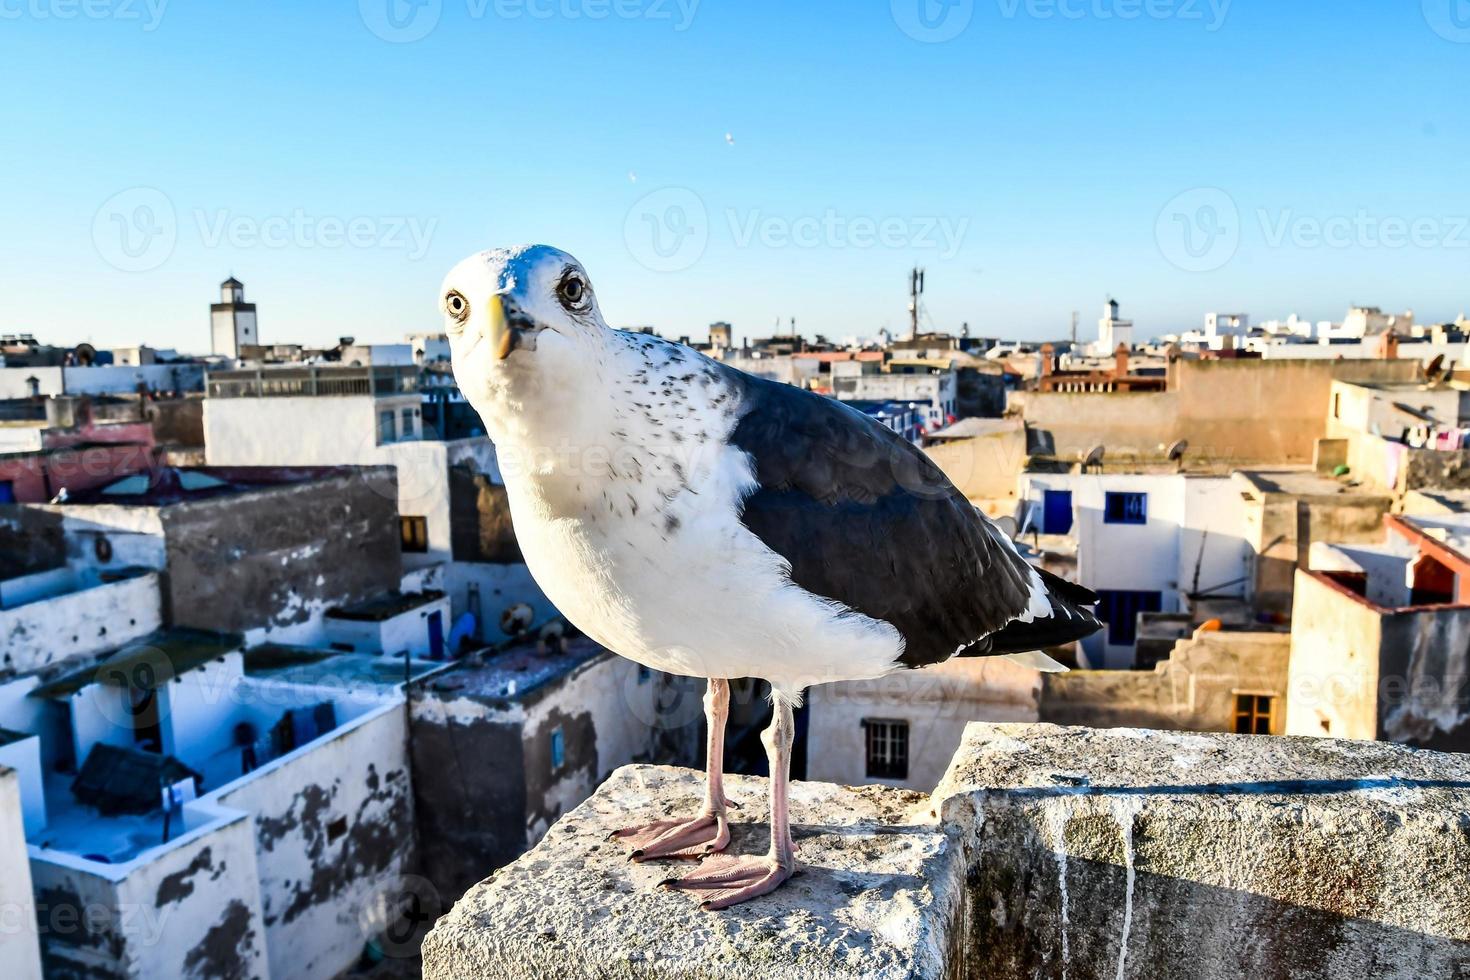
<box><xmin>1042</xmin><ymin>490</ymin><xmax>1073</xmax><ymax>535</ymax></box>
<box><xmin>1096</xmin><ymin>590</ymin><xmax>1163</xmax><ymax>647</ymax></box>
<box><xmin>427</xmin><ymin>611</ymin><xmax>444</xmax><ymax>660</ymax></box>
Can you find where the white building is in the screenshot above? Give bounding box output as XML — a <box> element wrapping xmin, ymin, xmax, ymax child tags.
<box><xmin>202</xmin><ymin>366</ymin><xmax>555</xmax><ymax>646</ymax></box>
<box><xmin>1019</xmin><ymin>473</ymin><xmax>1250</xmax><ymax>669</ymax></box>
<box><xmin>1094</xmin><ymin>299</ymin><xmax>1134</xmax><ymax>355</ymax></box>
<box><xmin>830</xmin><ymin>361</ymin><xmax>958</xmax><ymax>429</ymax></box>
<box><xmin>210</xmin><ymin>277</ymin><xmax>258</xmax><ymax>358</ymax></box>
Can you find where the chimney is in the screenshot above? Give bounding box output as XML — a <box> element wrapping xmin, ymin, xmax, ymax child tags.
<box><xmin>1040</xmin><ymin>343</ymin><xmax>1056</xmax><ymax>377</ymax></box>
<box><xmin>1114</xmin><ymin>343</ymin><xmax>1130</xmax><ymax>378</ymax></box>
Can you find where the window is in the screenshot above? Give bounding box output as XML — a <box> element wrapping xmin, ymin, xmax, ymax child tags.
<box><xmin>400</xmin><ymin>516</ymin><xmax>428</xmax><ymax>553</ymax></box>
<box><xmin>400</xmin><ymin>407</ymin><xmax>417</xmax><ymax>440</ymax></box>
<box><xmin>1103</xmin><ymin>492</ymin><xmax>1147</xmax><ymax>525</ymax></box>
<box><xmin>863</xmin><ymin>719</ymin><xmax>909</xmax><ymax>780</ymax></box>
<box><xmin>550</xmin><ymin>727</ymin><xmax>565</xmax><ymax>771</ymax></box>
<box><xmin>1096</xmin><ymin>590</ymin><xmax>1163</xmax><ymax>647</ymax></box>
<box><xmin>1042</xmin><ymin>489</ymin><xmax>1073</xmax><ymax>535</ymax></box>
<box><xmin>1234</xmin><ymin>694</ymin><xmax>1275</xmax><ymax>734</ymax></box>
<box><xmin>379</xmin><ymin>409</ymin><xmax>396</xmax><ymax>444</ymax></box>
<box><xmin>0</xmin><ymin>481</ymin><xmax>14</xmax><ymax>504</ymax></box>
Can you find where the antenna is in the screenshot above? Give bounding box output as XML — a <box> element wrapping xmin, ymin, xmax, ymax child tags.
<box><xmin>908</xmin><ymin>267</ymin><xmax>925</xmax><ymax>342</ymax></box>
<box><xmin>1071</xmin><ymin>311</ymin><xmax>1079</xmax><ymax>347</ymax></box>
<box><xmin>1082</xmin><ymin>445</ymin><xmax>1106</xmax><ymax>473</ymax></box>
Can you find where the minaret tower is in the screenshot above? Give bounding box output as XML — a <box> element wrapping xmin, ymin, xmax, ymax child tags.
<box><xmin>211</xmin><ymin>277</ymin><xmax>257</xmax><ymax>358</ymax></box>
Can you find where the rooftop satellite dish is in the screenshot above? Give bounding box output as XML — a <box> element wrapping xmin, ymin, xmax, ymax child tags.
<box><xmin>74</xmin><ymin>343</ymin><xmax>97</xmax><ymax>366</ymax></box>
<box><xmin>1166</xmin><ymin>439</ymin><xmax>1189</xmax><ymax>462</ymax></box>
<box><xmin>1427</xmin><ymin>354</ymin><xmax>1445</xmax><ymax>379</ymax></box>
<box><xmin>1081</xmin><ymin>445</ymin><xmax>1106</xmax><ymax>473</ymax></box>
<box><xmin>993</xmin><ymin>515</ymin><xmax>1019</xmax><ymax>539</ymax></box>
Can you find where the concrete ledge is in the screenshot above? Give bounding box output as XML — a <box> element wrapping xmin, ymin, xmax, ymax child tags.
<box><xmin>421</xmin><ymin>766</ymin><xmax>963</xmax><ymax>980</ymax></box>
<box><xmin>936</xmin><ymin>723</ymin><xmax>1470</xmax><ymax>979</ymax></box>
<box><xmin>423</xmin><ymin>725</ymin><xmax>1470</xmax><ymax>980</ymax></box>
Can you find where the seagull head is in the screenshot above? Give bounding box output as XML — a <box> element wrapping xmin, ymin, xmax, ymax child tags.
<box><xmin>440</xmin><ymin>244</ymin><xmax>607</xmax><ymax>419</ymax></box>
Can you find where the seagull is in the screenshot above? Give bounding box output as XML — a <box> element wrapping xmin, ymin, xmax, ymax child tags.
<box><xmin>441</xmin><ymin>245</ymin><xmax>1102</xmax><ymax>910</ymax></box>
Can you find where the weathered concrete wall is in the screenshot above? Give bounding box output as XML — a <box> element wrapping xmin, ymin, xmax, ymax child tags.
<box><xmin>423</xmin><ymin>725</ymin><xmax>1470</xmax><ymax>980</ymax></box>
<box><xmin>1014</xmin><ymin>358</ymin><xmax>1420</xmax><ymax>463</ymax></box>
<box><xmin>807</xmin><ymin>656</ymin><xmax>1040</xmax><ymax>791</ymax></box>
<box><xmin>923</xmin><ymin>423</ymin><xmax>1028</xmax><ymax>504</ymax></box>
<box><xmin>409</xmin><ymin>651</ymin><xmax>700</xmax><ymax>903</ymax></box>
<box><xmin>0</xmin><ymin>572</ymin><xmax>163</xmax><ymax>678</ymax></box>
<box><xmin>1286</xmin><ymin>571</ymin><xmax>1388</xmax><ymax>741</ymax></box>
<box><xmin>160</xmin><ymin>469</ymin><xmax>402</xmax><ymax>640</ymax></box>
<box><xmin>0</xmin><ymin>507</ymin><xmax>65</xmax><ymax>580</ymax></box>
<box><xmin>935</xmin><ymin>723</ymin><xmax>1470</xmax><ymax>980</ymax></box>
<box><xmin>29</xmin><ymin>808</ymin><xmax>267</xmax><ymax>980</ymax></box>
<box><xmin>0</xmin><ymin>768</ymin><xmax>42</xmax><ymax>980</ymax></box>
<box><xmin>1239</xmin><ymin>479</ymin><xmax>1393</xmax><ymax>619</ymax></box>
<box><xmin>422</xmin><ymin>767</ymin><xmax>963</xmax><ymax>980</ymax></box>
<box><xmin>1041</xmin><ymin>630</ymin><xmax>1290</xmax><ymax>734</ymax></box>
<box><xmin>1379</xmin><ymin>605</ymin><xmax>1470</xmax><ymax>751</ymax></box>
<box><xmin>212</xmin><ymin>702</ymin><xmax>415</xmax><ymax>980</ymax></box>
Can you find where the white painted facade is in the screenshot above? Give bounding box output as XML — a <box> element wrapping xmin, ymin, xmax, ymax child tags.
<box><xmin>1019</xmin><ymin>473</ymin><xmax>1250</xmax><ymax>668</ymax></box>
<box><xmin>0</xmin><ymin>572</ymin><xmax>163</xmax><ymax>677</ymax></box>
<box><xmin>0</xmin><ymin>736</ymin><xmax>46</xmax><ymax>835</ymax></box>
<box><xmin>0</xmin><ymin>364</ymin><xmax>206</xmax><ymax>399</ymax></box>
<box><xmin>1094</xmin><ymin>299</ymin><xmax>1134</xmax><ymax>354</ymax></box>
<box><xmin>324</xmin><ymin>593</ymin><xmax>452</xmax><ymax>657</ymax></box>
<box><xmin>0</xmin><ymin>768</ymin><xmax>43</xmax><ymax>980</ymax></box>
<box><xmin>806</xmin><ymin>657</ymin><xmax>1040</xmax><ymax>792</ymax></box>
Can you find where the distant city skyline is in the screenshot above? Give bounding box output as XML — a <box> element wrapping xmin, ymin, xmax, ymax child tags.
<box><xmin>3</xmin><ymin>2</ymin><xmax>1468</xmax><ymax>351</ymax></box>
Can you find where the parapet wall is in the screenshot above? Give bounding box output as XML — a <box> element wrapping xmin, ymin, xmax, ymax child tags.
<box><xmin>423</xmin><ymin>723</ymin><xmax>1470</xmax><ymax>979</ymax></box>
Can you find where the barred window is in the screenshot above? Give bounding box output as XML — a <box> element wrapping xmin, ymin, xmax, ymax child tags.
<box><xmin>864</xmin><ymin>719</ymin><xmax>909</xmax><ymax>780</ymax></box>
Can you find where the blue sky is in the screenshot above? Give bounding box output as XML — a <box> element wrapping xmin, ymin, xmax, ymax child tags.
<box><xmin>1</xmin><ymin>0</ymin><xmax>1467</xmax><ymax>351</ymax></box>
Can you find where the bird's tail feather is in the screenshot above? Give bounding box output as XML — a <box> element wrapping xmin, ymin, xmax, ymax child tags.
<box><xmin>964</xmin><ymin>568</ymin><xmax>1102</xmax><ymax>662</ymax></box>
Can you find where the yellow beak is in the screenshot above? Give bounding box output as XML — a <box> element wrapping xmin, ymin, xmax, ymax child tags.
<box><xmin>487</xmin><ymin>294</ymin><xmax>512</xmax><ymax>360</ymax></box>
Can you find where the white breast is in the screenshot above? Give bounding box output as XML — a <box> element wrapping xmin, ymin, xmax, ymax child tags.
<box><xmin>496</xmin><ymin>336</ymin><xmax>905</xmax><ymax>696</ymax></box>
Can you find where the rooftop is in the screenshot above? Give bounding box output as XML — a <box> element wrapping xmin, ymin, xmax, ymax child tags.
<box><xmin>326</xmin><ymin>589</ymin><xmax>447</xmax><ymax>622</ymax></box>
<box><xmin>59</xmin><ymin>465</ymin><xmax>361</xmax><ymax>506</ymax></box>
<box><xmin>420</xmin><ymin>635</ymin><xmax>608</xmax><ymax>703</ymax></box>
<box><xmin>29</xmin><ymin>628</ymin><xmax>243</xmax><ymax>700</ymax></box>
<box><xmin>243</xmin><ymin>644</ymin><xmax>449</xmax><ymax>688</ymax></box>
<box><xmin>206</xmin><ymin>364</ymin><xmax>418</xmax><ymax>399</ymax></box>
<box><xmin>1236</xmin><ymin>468</ymin><xmax>1389</xmax><ymax>499</ymax></box>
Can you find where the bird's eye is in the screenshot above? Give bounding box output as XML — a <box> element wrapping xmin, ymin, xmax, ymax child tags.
<box><xmin>557</xmin><ymin>274</ymin><xmax>587</xmax><ymax>309</ymax></box>
<box><xmin>445</xmin><ymin>291</ymin><xmax>468</xmax><ymax>322</ymax></box>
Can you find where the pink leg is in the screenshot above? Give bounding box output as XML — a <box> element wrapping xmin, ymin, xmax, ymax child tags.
<box><xmin>661</xmin><ymin>689</ymin><xmax>799</xmax><ymax>910</ymax></box>
<box><xmin>612</xmin><ymin>678</ymin><xmax>732</xmax><ymax>861</ymax></box>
